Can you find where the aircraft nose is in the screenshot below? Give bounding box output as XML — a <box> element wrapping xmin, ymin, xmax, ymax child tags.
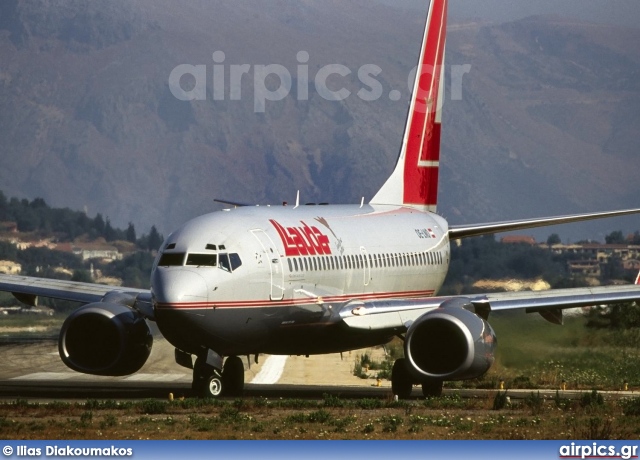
<box><xmin>152</xmin><ymin>268</ymin><xmax>209</xmax><ymax>309</ymax></box>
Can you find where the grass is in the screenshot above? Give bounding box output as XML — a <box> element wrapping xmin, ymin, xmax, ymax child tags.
<box><xmin>456</xmin><ymin>311</ymin><xmax>640</xmax><ymax>390</ymax></box>
<box><xmin>2</xmin><ymin>301</ymin><xmax>640</xmax><ymax>439</ymax></box>
<box><xmin>0</xmin><ymin>313</ymin><xmax>64</xmax><ymax>338</ymax></box>
<box><xmin>353</xmin><ymin>312</ymin><xmax>640</xmax><ymax>392</ymax></box>
<box><xmin>1</xmin><ymin>394</ymin><xmax>639</xmax><ymax>440</ymax></box>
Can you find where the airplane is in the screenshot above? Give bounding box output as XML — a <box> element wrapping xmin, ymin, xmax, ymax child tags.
<box><xmin>1</xmin><ymin>0</ymin><xmax>640</xmax><ymax>399</ymax></box>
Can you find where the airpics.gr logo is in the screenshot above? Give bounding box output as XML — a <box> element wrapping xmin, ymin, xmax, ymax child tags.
<box><xmin>269</xmin><ymin>220</ymin><xmax>331</xmax><ymax>256</ymax></box>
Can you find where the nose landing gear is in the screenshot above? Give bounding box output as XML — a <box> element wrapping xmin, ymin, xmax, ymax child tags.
<box><xmin>192</xmin><ymin>351</ymin><xmax>245</xmax><ymax>398</ymax></box>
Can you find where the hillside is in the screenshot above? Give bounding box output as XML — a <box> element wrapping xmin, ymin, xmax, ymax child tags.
<box><xmin>0</xmin><ymin>0</ymin><xmax>638</xmax><ymax>239</ymax></box>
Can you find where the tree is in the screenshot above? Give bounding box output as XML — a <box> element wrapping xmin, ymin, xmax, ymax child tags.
<box><xmin>93</xmin><ymin>213</ymin><xmax>105</xmax><ymax>235</ymax></box>
<box><xmin>71</xmin><ymin>269</ymin><xmax>93</xmax><ymax>283</ymax></box>
<box><xmin>147</xmin><ymin>225</ymin><xmax>163</xmax><ymax>251</ymax></box>
<box><xmin>104</xmin><ymin>217</ymin><xmax>117</xmax><ymax>241</ymax></box>
<box><xmin>126</xmin><ymin>222</ymin><xmax>137</xmax><ymax>243</ymax></box>
<box><xmin>29</xmin><ymin>197</ymin><xmax>47</xmax><ymax>209</ymax></box>
<box><xmin>605</xmin><ymin>230</ymin><xmax>625</xmax><ymax>245</ymax></box>
<box><xmin>586</xmin><ymin>303</ymin><xmax>640</xmax><ymax>330</ymax></box>
<box><xmin>546</xmin><ymin>233</ymin><xmax>561</xmax><ymax>246</ymax></box>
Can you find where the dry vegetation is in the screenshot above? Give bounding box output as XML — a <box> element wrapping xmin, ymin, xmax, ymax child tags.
<box><xmin>2</xmin><ymin>301</ymin><xmax>640</xmax><ymax>440</ymax></box>
<box><xmin>1</xmin><ymin>393</ymin><xmax>640</xmax><ymax>440</ymax></box>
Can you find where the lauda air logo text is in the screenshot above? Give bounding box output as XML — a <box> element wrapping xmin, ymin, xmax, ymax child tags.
<box><xmin>269</xmin><ymin>219</ymin><xmax>332</xmax><ymax>256</ymax></box>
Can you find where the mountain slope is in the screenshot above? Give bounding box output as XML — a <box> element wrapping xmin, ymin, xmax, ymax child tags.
<box><xmin>0</xmin><ymin>1</ymin><xmax>638</xmax><ymax>240</ymax></box>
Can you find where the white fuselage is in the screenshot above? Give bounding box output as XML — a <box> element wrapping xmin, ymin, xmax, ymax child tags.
<box><xmin>151</xmin><ymin>204</ymin><xmax>451</xmax><ymax>356</ymax></box>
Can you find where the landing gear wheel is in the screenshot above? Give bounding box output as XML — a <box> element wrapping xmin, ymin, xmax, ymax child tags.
<box><xmin>192</xmin><ymin>357</ymin><xmax>223</xmax><ymax>398</ymax></box>
<box><xmin>222</xmin><ymin>356</ymin><xmax>245</xmax><ymax>397</ymax></box>
<box><xmin>421</xmin><ymin>379</ymin><xmax>443</xmax><ymax>398</ymax></box>
<box><xmin>191</xmin><ymin>357</ymin><xmax>208</xmax><ymax>396</ymax></box>
<box><xmin>203</xmin><ymin>372</ymin><xmax>223</xmax><ymax>398</ymax></box>
<box><xmin>391</xmin><ymin>358</ymin><xmax>413</xmax><ymax>399</ymax></box>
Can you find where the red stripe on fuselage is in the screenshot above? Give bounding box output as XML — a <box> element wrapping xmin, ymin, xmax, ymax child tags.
<box><xmin>155</xmin><ymin>289</ymin><xmax>435</xmax><ymax>310</ymax></box>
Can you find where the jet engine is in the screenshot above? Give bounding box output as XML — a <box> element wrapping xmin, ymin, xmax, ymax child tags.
<box><xmin>404</xmin><ymin>298</ymin><xmax>496</xmax><ymax>381</ymax></box>
<box><xmin>58</xmin><ymin>303</ymin><xmax>153</xmax><ymax>376</ymax></box>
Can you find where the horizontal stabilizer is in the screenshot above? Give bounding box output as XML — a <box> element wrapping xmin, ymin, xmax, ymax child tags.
<box><xmin>213</xmin><ymin>198</ymin><xmax>253</xmax><ymax>207</ymax></box>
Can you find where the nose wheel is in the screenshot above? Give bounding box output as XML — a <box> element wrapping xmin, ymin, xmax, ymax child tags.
<box><xmin>192</xmin><ymin>354</ymin><xmax>245</xmax><ymax>398</ymax></box>
<box><xmin>203</xmin><ymin>372</ymin><xmax>223</xmax><ymax>397</ymax></box>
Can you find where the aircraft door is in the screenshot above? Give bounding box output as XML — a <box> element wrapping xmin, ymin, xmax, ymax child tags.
<box><xmin>251</xmin><ymin>229</ymin><xmax>285</xmax><ymax>301</ymax></box>
<box><xmin>360</xmin><ymin>246</ymin><xmax>371</xmax><ymax>287</ymax></box>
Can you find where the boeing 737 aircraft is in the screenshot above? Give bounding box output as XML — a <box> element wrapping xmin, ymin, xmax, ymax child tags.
<box><xmin>1</xmin><ymin>0</ymin><xmax>639</xmax><ymax>398</ymax></box>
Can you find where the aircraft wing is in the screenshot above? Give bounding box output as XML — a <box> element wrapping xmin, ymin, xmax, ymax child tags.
<box><xmin>449</xmin><ymin>208</ymin><xmax>640</xmax><ymax>240</ymax></box>
<box><xmin>0</xmin><ymin>274</ymin><xmax>154</xmax><ymax>319</ymax></box>
<box><xmin>339</xmin><ymin>284</ymin><xmax>640</xmax><ymax>331</ymax></box>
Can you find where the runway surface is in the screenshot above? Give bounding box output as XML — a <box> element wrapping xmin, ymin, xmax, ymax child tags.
<box><xmin>1</xmin><ymin>339</ymin><xmax>637</xmax><ymax>402</ymax></box>
<box><xmin>0</xmin><ymin>337</ymin><xmax>393</xmax><ymax>401</ymax></box>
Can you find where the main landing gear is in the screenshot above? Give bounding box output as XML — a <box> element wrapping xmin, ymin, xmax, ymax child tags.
<box><xmin>391</xmin><ymin>358</ymin><xmax>443</xmax><ymax>399</ymax></box>
<box><xmin>192</xmin><ymin>353</ymin><xmax>245</xmax><ymax>398</ymax></box>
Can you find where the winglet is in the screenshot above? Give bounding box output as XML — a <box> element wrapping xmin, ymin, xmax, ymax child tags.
<box><xmin>370</xmin><ymin>0</ymin><xmax>447</xmax><ymax>212</ymax></box>
<box><xmin>635</xmin><ymin>270</ymin><xmax>640</xmax><ymax>285</ymax></box>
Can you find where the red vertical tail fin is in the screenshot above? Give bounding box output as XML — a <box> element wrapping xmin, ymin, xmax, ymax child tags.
<box><xmin>371</xmin><ymin>0</ymin><xmax>447</xmax><ymax>212</ymax></box>
<box><xmin>635</xmin><ymin>270</ymin><xmax>640</xmax><ymax>285</ymax></box>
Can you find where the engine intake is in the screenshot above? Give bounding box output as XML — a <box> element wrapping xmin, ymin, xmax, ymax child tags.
<box><xmin>59</xmin><ymin>302</ymin><xmax>153</xmax><ymax>376</ymax></box>
<box><xmin>405</xmin><ymin>298</ymin><xmax>496</xmax><ymax>381</ymax></box>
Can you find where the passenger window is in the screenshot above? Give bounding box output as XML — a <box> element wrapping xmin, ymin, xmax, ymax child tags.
<box><xmin>288</xmin><ymin>259</ymin><xmax>293</xmax><ymax>272</ymax></box>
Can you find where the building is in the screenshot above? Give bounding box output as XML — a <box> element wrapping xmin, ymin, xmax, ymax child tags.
<box><xmin>500</xmin><ymin>235</ymin><xmax>537</xmax><ymax>245</ymax></box>
<box><xmin>567</xmin><ymin>260</ymin><xmax>601</xmax><ymax>278</ymax></box>
<box><xmin>547</xmin><ymin>243</ymin><xmax>640</xmax><ymax>280</ymax></box>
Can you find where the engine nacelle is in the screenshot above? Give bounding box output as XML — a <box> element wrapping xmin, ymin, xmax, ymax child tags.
<box><xmin>58</xmin><ymin>302</ymin><xmax>153</xmax><ymax>376</ymax></box>
<box><xmin>405</xmin><ymin>298</ymin><xmax>496</xmax><ymax>381</ymax></box>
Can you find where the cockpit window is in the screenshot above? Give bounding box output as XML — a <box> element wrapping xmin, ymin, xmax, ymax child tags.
<box><xmin>230</xmin><ymin>253</ymin><xmax>242</xmax><ymax>270</ymax></box>
<box><xmin>186</xmin><ymin>253</ymin><xmax>217</xmax><ymax>267</ymax></box>
<box><xmin>218</xmin><ymin>253</ymin><xmax>242</xmax><ymax>272</ymax></box>
<box><xmin>158</xmin><ymin>252</ymin><xmax>185</xmax><ymax>266</ymax></box>
<box><xmin>219</xmin><ymin>253</ymin><xmax>231</xmax><ymax>272</ymax></box>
